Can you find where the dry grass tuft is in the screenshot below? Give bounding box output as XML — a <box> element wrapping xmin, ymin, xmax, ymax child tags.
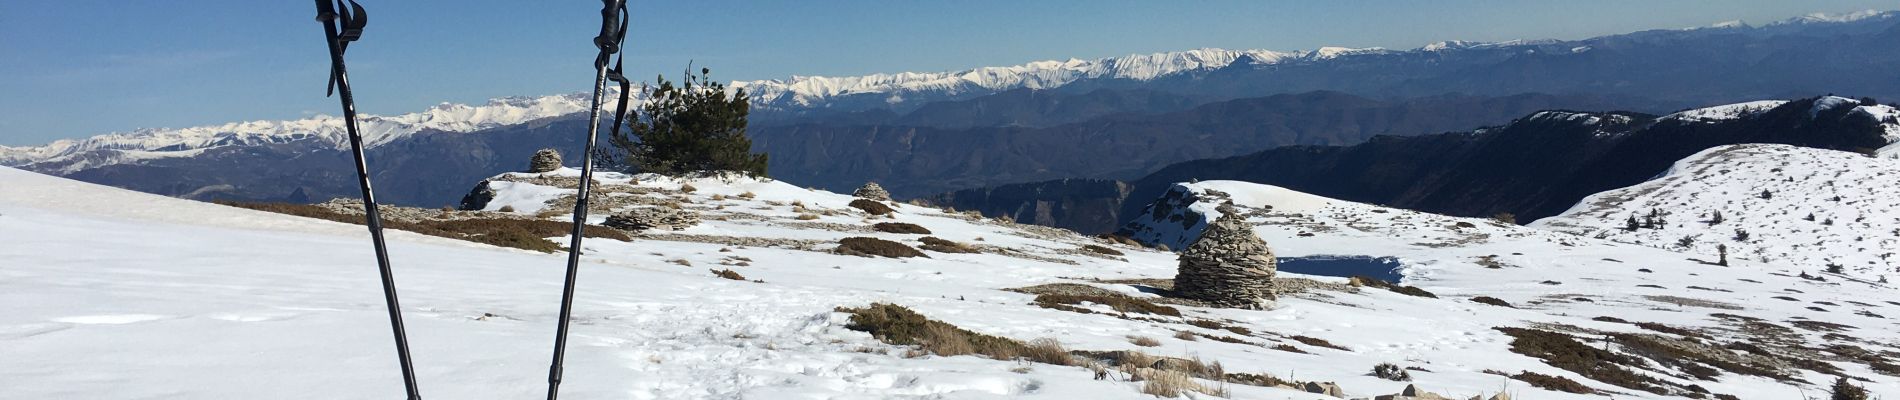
<box><xmin>710</xmin><ymin>268</ymin><xmax>746</xmax><ymax>280</ymax></box>
<box><xmin>1129</xmin><ymin>336</ymin><xmax>1163</xmax><ymax>347</ymax></box>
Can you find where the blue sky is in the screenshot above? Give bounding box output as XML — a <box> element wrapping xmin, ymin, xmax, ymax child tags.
<box><xmin>0</xmin><ymin>0</ymin><xmax>1893</xmax><ymax>145</ymax></box>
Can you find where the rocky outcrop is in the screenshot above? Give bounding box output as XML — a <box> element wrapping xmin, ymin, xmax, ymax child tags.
<box><xmin>458</xmin><ymin>181</ymin><xmax>496</xmax><ymax>210</ymax></box>
<box><xmin>1172</xmin><ymin>206</ymin><xmax>1276</xmax><ymax>309</ymax></box>
<box><xmin>1303</xmin><ymin>382</ymin><xmax>1343</xmax><ymax>397</ymax></box>
<box><xmin>602</xmin><ymin>207</ymin><xmax>700</xmax><ymax>231</ymax></box>
<box><xmin>528</xmin><ymin>148</ymin><xmax>563</xmax><ymax>173</ymax></box>
<box><xmin>852</xmin><ymin>182</ymin><xmax>891</xmax><ymax>201</ymax></box>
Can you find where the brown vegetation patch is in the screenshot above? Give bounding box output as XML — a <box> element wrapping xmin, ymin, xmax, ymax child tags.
<box><xmin>221</xmin><ymin>201</ymin><xmax>628</xmax><ymax>253</ymax></box>
<box><xmin>836</xmin><ymin>237</ymin><xmax>928</xmax><ymax>258</ymax></box>
<box><xmin>838</xmin><ymin>303</ymin><xmax>1051</xmax><ymax>363</ymax></box>
<box><xmin>1034</xmin><ymin>294</ymin><xmax>1180</xmax><ymax>317</ymax></box>
<box><xmin>1470</xmin><ymin>296</ymin><xmax>1515</xmax><ymax>308</ymax></box>
<box><xmin>1290</xmin><ymin>335</ymin><xmax>1350</xmax><ymax>352</ymax></box>
<box><xmin>1511</xmin><ymin>371</ymin><xmax>1594</xmax><ymax>394</ymax></box>
<box><xmin>1494</xmin><ymin>327</ymin><xmax>1668</xmax><ymax>394</ymax></box>
<box><xmin>1789</xmin><ymin>320</ymin><xmax>1855</xmax><ymax>332</ymax></box>
<box><xmin>1081</xmin><ymin>244</ymin><xmax>1125</xmax><ymax>256</ymax></box>
<box><xmin>849</xmin><ymin>199</ymin><xmax>894</xmax><ymax>215</ymax></box>
<box><xmin>710</xmin><ymin>268</ymin><xmax>746</xmax><ymax>281</ymax></box>
<box><xmin>872</xmin><ymin>222</ymin><xmax>931</xmax><ymax>234</ymax></box>
<box><xmin>917</xmin><ymin>236</ymin><xmax>980</xmax><ymax>253</ymax></box>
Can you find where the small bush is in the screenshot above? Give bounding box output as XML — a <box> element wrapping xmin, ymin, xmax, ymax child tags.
<box><xmin>1512</xmin><ymin>371</ymin><xmax>1594</xmax><ymax>394</ymax></box>
<box><xmin>837</xmin><ymin>237</ymin><xmax>927</xmax><ymax>258</ymax></box>
<box><xmin>1173</xmin><ymin>331</ymin><xmax>1197</xmax><ymax>341</ymax></box>
<box><xmin>918</xmin><ymin>236</ymin><xmax>979</xmax><ymax>253</ymax></box>
<box><xmin>1034</xmin><ymin>294</ymin><xmax>1180</xmax><ymax>316</ymax></box>
<box><xmin>1372</xmin><ymin>363</ymin><xmax>1412</xmax><ymax>381</ymax></box>
<box><xmin>1022</xmin><ymin>338</ymin><xmax>1074</xmax><ymax>366</ymax></box>
<box><xmin>849</xmin><ymin>199</ymin><xmax>894</xmax><ymax>215</ymax></box>
<box><xmin>1129</xmin><ymin>336</ymin><xmax>1162</xmax><ymax>347</ymax></box>
<box><xmin>795</xmin><ymin>213</ymin><xmax>820</xmax><ymax>220</ymax></box>
<box><xmin>1831</xmin><ymin>377</ymin><xmax>1868</xmax><ymax>400</ymax></box>
<box><xmin>1081</xmin><ymin>244</ymin><xmax>1125</xmax><ymax>256</ymax></box>
<box><xmin>679</xmin><ymin>183</ymin><xmax>697</xmax><ymax>193</ymax></box>
<box><xmin>873</xmin><ymin>222</ymin><xmax>931</xmax><ymax>234</ymax></box>
<box><xmin>498</xmin><ymin>205</ymin><xmax>517</xmax><ymax>213</ymax></box>
<box><xmin>710</xmin><ymin>268</ymin><xmax>745</xmax><ymax>281</ymax></box>
<box><xmin>1470</xmin><ymin>296</ymin><xmax>1515</xmax><ymax>308</ymax></box>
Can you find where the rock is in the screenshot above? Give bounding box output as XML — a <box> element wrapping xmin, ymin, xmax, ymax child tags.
<box><xmin>458</xmin><ymin>180</ymin><xmax>496</xmax><ymax>210</ymax></box>
<box><xmin>853</xmin><ymin>182</ymin><xmax>891</xmax><ymax>201</ymax></box>
<box><xmin>1303</xmin><ymin>381</ymin><xmax>1343</xmax><ymax>397</ymax></box>
<box><xmin>602</xmin><ymin>207</ymin><xmax>700</xmax><ymax>231</ymax></box>
<box><xmin>1375</xmin><ymin>384</ymin><xmax>1453</xmax><ymax>400</ymax></box>
<box><xmin>1488</xmin><ymin>393</ymin><xmax>1510</xmax><ymax>400</ymax></box>
<box><xmin>1172</xmin><ymin>207</ymin><xmax>1277</xmax><ymax>309</ymax></box>
<box><xmin>528</xmin><ymin>148</ymin><xmax>563</xmax><ymax>173</ymax></box>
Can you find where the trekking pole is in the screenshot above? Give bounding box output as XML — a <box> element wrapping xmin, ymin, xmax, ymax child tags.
<box><xmin>312</xmin><ymin>1</ymin><xmax>423</xmax><ymax>399</ymax></box>
<box><xmin>546</xmin><ymin>1</ymin><xmax>627</xmax><ymax>399</ymax></box>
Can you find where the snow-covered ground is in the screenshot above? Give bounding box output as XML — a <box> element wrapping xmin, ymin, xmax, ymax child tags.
<box><xmin>1535</xmin><ymin>144</ymin><xmax>1900</xmax><ymax>281</ymax></box>
<box><xmin>1121</xmin><ymin>180</ymin><xmax>1900</xmax><ymax>398</ymax></box>
<box><xmin>4</xmin><ymin>167</ymin><xmax>1897</xmax><ymax>399</ymax></box>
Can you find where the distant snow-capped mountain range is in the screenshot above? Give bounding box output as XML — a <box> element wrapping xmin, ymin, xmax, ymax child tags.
<box><xmin>3</xmin><ymin>9</ymin><xmax>1895</xmax><ymax>177</ymax></box>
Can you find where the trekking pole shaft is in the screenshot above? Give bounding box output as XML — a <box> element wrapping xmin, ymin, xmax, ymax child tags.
<box><xmin>316</xmin><ymin>1</ymin><xmax>422</xmax><ymax>398</ymax></box>
<box><xmin>546</xmin><ymin>30</ymin><xmax>617</xmax><ymax>400</ymax></box>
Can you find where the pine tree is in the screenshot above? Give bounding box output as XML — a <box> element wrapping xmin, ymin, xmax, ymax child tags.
<box><xmin>1717</xmin><ymin>244</ymin><xmax>1728</xmax><ymax>266</ymax></box>
<box><xmin>1708</xmin><ymin>210</ymin><xmax>1724</xmax><ymax>225</ymax></box>
<box><xmin>599</xmin><ymin>67</ymin><xmax>768</xmax><ymax>176</ymax></box>
<box><xmin>1759</xmin><ymin>189</ymin><xmax>1773</xmax><ymax>199</ymax></box>
<box><xmin>1625</xmin><ymin>215</ymin><xmax>1641</xmax><ymax>231</ymax></box>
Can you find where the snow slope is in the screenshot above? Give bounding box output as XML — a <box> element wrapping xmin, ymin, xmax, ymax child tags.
<box><xmin>1120</xmin><ymin>180</ymin><xmax>1900</xmax><ymax>398</ymax></box>
<box><xmin>8</xmin><ymin>166</ymin><xmax>1898</xmax><ymax>399</ymax></box>
<box><xmin>1533</xmin><ymin>144</ymin><xmax>1900</xmax><ymax>281</ymax></box>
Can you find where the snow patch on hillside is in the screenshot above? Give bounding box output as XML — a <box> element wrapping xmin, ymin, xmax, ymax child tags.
<box><xmin>1662</xmin><ymin>100</ymin><xmax>1789</xmax><ymax>122</ymax></box>
<box><xmin>1534</xmin><ymin>144</ymin><xmax>1900</xmax><ymax>280</ymax></box>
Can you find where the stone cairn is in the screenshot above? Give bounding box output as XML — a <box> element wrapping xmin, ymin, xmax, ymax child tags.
<box><xmin>1172</xmin><ymin>206</ymin><xmax>1277</xmax><ymax>309</ymax></box>
<box><xmin>528</xmin><ymin>148</ymin><xmax>563</xmax><ymax>173</ymax></box>
<box><xmin>602</xmin><ymin>207</ymin><xmax>700</xmax><ymax>231</ymax></box>
<box><xmin>852</xmin><ymin>182</ymin><xmax>891</xmax><ymax>201</ymax></box>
